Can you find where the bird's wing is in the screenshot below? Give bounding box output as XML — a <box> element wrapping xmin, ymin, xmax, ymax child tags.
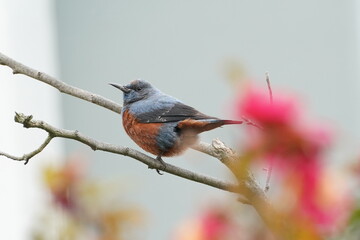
<box><xmin>136</xmin><ymin>102</ymin><xmax>216</xmax><ymax>123</ymax></box>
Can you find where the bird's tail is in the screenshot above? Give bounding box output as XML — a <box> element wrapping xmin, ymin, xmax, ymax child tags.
<box><xmin>221</xmin><ymin>120</ymin><xmax>244</xmax><ymax>125</ymax></box>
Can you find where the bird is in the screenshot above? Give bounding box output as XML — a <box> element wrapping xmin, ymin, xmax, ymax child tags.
<box><xmin>110</xmin><ymin>80</ymin><xmax>243</xmax><ymax>173</ymax></box>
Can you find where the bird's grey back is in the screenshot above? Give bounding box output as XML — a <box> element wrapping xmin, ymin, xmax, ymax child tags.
<box><xmin>124</xmin><ymin>90</ymin><xmax>180</xmax><ymax>117</ymax></box>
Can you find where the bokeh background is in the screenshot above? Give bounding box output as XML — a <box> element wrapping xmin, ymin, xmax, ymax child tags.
<box><xmin>1</xmin><ymin>0</ymin><xmax>360</xmax><ymax>239</ymax></box>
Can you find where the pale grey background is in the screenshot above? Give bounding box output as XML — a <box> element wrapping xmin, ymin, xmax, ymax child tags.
<box><xmin>54</xmin><ymin>1</ymin><xmax>360</xmax><ymax>239</ymax></box>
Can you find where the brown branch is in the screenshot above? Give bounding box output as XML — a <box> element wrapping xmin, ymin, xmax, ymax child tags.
<box><xmin>188</xmin><ymin>135</ymin><xmax>278</xmax><ymax>235</ymax></box>
<box><xmin>192</xmin><ymin>139</ymin><xmax>238</xmax><ymax>166</ymax></box>
<box><xmin>2</xmin><ymin>112</ymin><xmax>240</xmax><ymax>193</ymax></box>
<box><xmin>0</xmin><ymin>52</ymin><xmax>121</xmax><ymax>114</ymax></box>
<box><xmin>0</xmin><ymin>133</ymin><xmax>53</xmax><ymax>165</ymax></box>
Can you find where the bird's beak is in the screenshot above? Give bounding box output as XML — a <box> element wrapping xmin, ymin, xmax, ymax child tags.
<box><xmin>109</xmin><ymin>83</ymin><xmax>131</xmax><ymax>93</ymax></box>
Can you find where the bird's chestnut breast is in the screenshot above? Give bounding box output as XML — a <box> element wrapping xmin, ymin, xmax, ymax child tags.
<box><xmin>122</xmin><ymin>110</ymin><xmax>163</xmax><ymax>156</ymax></box>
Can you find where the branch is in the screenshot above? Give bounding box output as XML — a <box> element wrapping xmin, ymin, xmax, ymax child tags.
<box><xmin>3</xmin><ymin>112</ymin><xmax>240</xmax><ymax>193</ymax></box>
<box><xmin>0</xmin><ymin>133</ymin><xmax>52</xmax><ymax>165</ymax></box>
<box><xmin>195</xmin><ymin>141</ymin><xmax>283</xmax><ymax>237</ymax></box>
<box><xmin>193</xmin><ymin>139</ymin><xmax>238</xmax><ymax>166</ymax></box>
<box><xmin>0</xmin><ymin>52</ymin><xmax>121</xmax><ymax>114</ymax></box>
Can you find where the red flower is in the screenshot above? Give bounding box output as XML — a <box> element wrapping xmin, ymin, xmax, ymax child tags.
<box><xmin>234</xmin><ymin>85</ymin><xmax>351</xmax><ymax>236</ymax></box>
<box><xmin>201</xmin><ymin>209</ymin><xmax>235</xmax><ymax>240</ymax></box>
<box><xmin>237</xmin><ymin>86</ymin><xmax>299</xmax><ymax>126</ymax></box>
<box><xmin>235</xmin><ymin>85</ymin><xmax>332</xmax><ymax>165</ymax></box>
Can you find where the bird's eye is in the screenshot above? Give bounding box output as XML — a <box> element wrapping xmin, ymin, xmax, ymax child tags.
<box><xmin>136</xmin><ymin>87</ymin><xmax>142</xmax><ymax>91</ymax></box>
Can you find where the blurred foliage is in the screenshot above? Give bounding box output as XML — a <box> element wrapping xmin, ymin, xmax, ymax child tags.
<box><xmin>31</xmin><ymin>155</ymin><xmax>143</xmax><ymax>240</ymax></box>
<box><xmin>348</xmin><ymin>207</ymin><xmax>360</xmax><ymax>225</ymax></box>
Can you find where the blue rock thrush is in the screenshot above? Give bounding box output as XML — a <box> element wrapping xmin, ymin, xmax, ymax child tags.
<box><xmin>110</xmin><ymin>80</ymin><xmax>243</xmax><ymax>173</ymax></box>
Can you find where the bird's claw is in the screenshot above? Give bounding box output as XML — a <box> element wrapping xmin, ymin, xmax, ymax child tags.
<box><xmin>149</xmin><ymin>155</ymin><xmax>166</xmax><ymax>175</ymax></box>
<box><xmin>148</xmin><ymin>165</ymin><xmax>164</xmax><ymax>175</ymax></box>
<box><xmin>156</xmin><ymin>169</ymin><xmax>163</xmax><ymax>175</ymax></box>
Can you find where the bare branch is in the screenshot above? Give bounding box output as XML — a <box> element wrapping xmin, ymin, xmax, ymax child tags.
<box><xmin>192</xmin><ymin>139</ymin><xmax>238</xmax><ymax>166</ymax></box>
<box><xmin>0</xmin><ymin>113</ymin><xmax>54</xmax><ymax>164</ymax></box>
<box><xmin>193</xmin><ymin>137</ymin><xmax>276</xmax><ymax>232</ymax></box>
<box><xmin>0</xmin><ymin>134</ymin><xmax>53</xmax><ymax>165</ymax></box>
<box><xmin>0</xmin><ymin>133</ymin><xmax>53</xmax><ymax>165</ymax></box>
<box><xmin>5</xmin><ymin>112</ymin><xmax>240</xmax><ymax>193</ymax></box>
<box><xmin>0</xmin><ymin>52</ymin><xmax>121</xmax><ymax>114</ymax></box>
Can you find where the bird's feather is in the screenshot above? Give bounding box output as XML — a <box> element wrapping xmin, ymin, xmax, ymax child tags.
<box><xmin>136</xmin><ymin>102</ymin><xmax>216</xmax><ymax>123</ymax></box>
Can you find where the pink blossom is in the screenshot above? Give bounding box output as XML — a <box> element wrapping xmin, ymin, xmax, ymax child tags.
<box><xmin>290</xmin><ymin>167</ymin><xmax>352</xmax><ymax>234</ymax></box>
<box><xmin>237</xmin><ymin>86</ymin><xmax>299</xmax><ymax>126</ymax></box>
<box><xmin>201</xmin><ymin>209</ymin><xmax>235</xmax><ymax>240</ymax></box>
<box><xmin>234</xmin><ymin>85</ymin><xmax>350</xmax><ymax>236</ymax></box>
<box><xmin>172</xmin><ymin>207</ymin><xmax>242</xmax><ymax>240</ymax></box>
<box><xmin>235</xmin><ymin>85</ymin><xmax>332</xmax><ymax>165</ymax></box>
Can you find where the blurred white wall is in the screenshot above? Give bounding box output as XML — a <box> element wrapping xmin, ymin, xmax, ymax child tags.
<box><xmin>0</xmin><ymin>0</ymin><xmax>61</xmax><ymax>239</ymax></box>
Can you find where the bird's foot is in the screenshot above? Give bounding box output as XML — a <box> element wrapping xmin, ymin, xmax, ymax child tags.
<box><xmin>148</xmin><ymin>155</ymin><xmax>166</xmax><ymax>175</ymax></box>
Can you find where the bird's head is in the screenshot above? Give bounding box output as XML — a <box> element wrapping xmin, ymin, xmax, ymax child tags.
<box><xmin>109</xmin><ymin>79</ymin><xmax>157</xmax><ymax>105</ymax></box>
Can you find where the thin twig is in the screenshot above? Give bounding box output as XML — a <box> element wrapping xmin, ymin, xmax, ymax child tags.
<box><xmin>266</xmin><ymin>72</ymin><xmax>273</xmax><ymax>104</ymax></box>
<box><xmin>241</xmin><ymin>116</ymin><xmax>263</xmax><ymax>130</ymax></box>
<box><xmin>0</xmin><ymin>113</ymin><xmax>54</xmax><ymax>164</ymax></box>
<box><xmin>0</xmin><ymin>134</ymin><xmax>52</xmax><ymax>165</ymax></box>
<box><xmin>265</xmin><ymin>72</ymin><xmax>273</xmax><ymax>192</ymax></box>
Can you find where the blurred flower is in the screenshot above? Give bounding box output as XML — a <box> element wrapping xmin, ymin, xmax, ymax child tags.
<box><xmin>172</xmin><ymin>205</ymin><xmax>242</xmax><ymax>240</ymax></box>
<box><xmin>235</xmin><ymin>86</ymin><xmax>332</xmax><ymax>165</ymax></box>
<box><xmin>237</xmin><ymin>86</ymin><xmax>299</xmax><ymax>126</ymax></box>
<box><xmin>278</xmin><ymin>167</ymin><xmax>352</xmax><ymax>236</ymax></box>
<box><xmin>98</xmin><ymin>209</ymin><xmax>142</xmax><ymax>240</ymax></box>
<box><xmin>43</xmin><ymin>156</ymin><xmax>84</xmax><ymax>211</ymax></box>
<box><xmin>33</xmin><ymin>154</ymin><xmax>143</xmax><ymax>240</ymax></box>
<box><xmin>349</xmin><ymin>155</ymin><xmax>360</xmax><ymax>180</ymax></box>
<box><xmin>233</xmin><ymin>84</ymin><xmax>351</xmax><ymax>238</ymax></box>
